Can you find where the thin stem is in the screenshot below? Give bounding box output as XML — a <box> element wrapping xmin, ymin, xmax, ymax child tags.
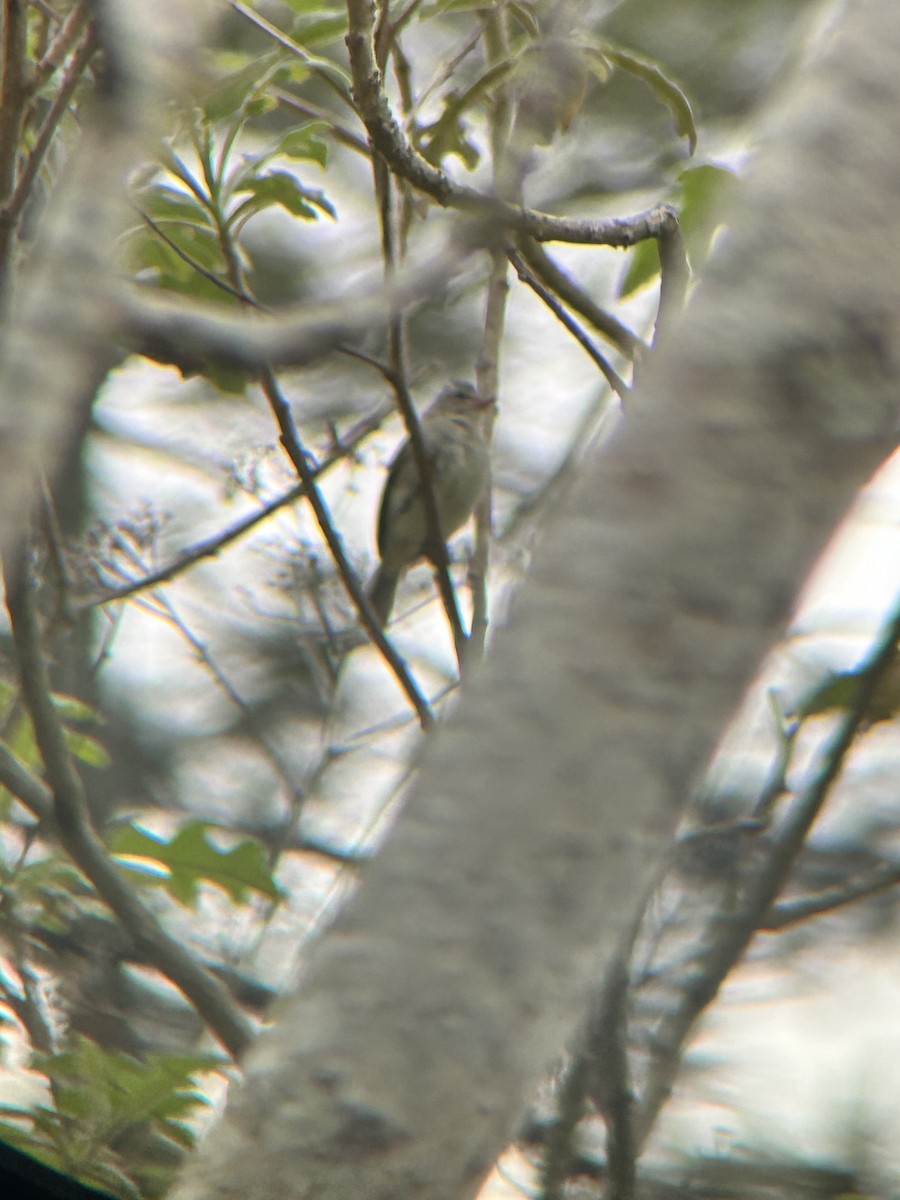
<box><xmin>468</xmin><ymin>6</ymin><xmax>512</xmax><ymax>659</ymax></box>
<box><xmin>79</xmin><ymin>406</ymin><xmax>393</xmax><ymax>611</ymax></box>
<box><xmin>261</xmin><ymin>368</ymin><xmax>435</xmax><ymax>729</ymax></box>
<box><xmin>631</xmin><ymin>599</ymin><xmax>900</xmax><ymax>1147</ymax></box>
<box><xmin>0</xmin><ymin>0</ymin><xmax>30</xmax><ymax>279</ymax></box>
<box><xmin>29</xmin><ymin>0</ymin><xmax>90</xmax><ymax>93</ymax></box>
<box><xmin>508</xmin><ymin>248</ymin><xmax>630</xmax><ymax>400</ymax></box>
<box><xmin>345</xmin><ymin>0</ymin><xmax>681</xmax><ymax>247</ymax></box>
<box><xmin>653</xmin><ymin>218</ymin><xmax>690</xmax><ymax>344</ymax></box>
<box><xmin>226</xmin><ymin>0</ymin><xmax>353</xmax><ymax>107</ymax></box>
<box><xmin>2</xmin><ymin>27</ymin><xmax>96</xmax><ymax>231</ymax></box>
<box><xmin>517</xmin><ymin>239</ymin><xmax>644</xmax><ymax>360</ymax></box>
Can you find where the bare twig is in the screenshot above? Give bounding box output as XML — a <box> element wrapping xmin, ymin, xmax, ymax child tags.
<box><xmin>631</xmin><ymin>598</ymin><xmax>900</xmax><ymax>1146</ymax></box>
<box><xmin>653</xmin><ymin>218</ymin><xmax>690</xmax><ymax>344</ymax></box>
<box><xmin>345</xmin><ymin>0</ymin><xmax>680</xmax><ymax>247</ymax></box>
<box><xmin>1</xmin><ymin>27</ymin><xmax>97</xmax><ymax>232</ymax></box>
<box><xmin>466</xmin><ymin>7</ymin><xmax>513</xmax><ymax>660</ymax></box>
<box><xmin>117</xmin><ymin>237</ymin><xmax>475</xmax><ymax>373</ymax></box>
<box><xmin>136</xmin><ymin>208</ymin><xmax>258</xmax><ymax>305</ymax></box>
<box><xmin>78</xmin><ymin>405</ymin><xmax>391</xmax><ymax>611</ymax></box>
<box><xmin>29</xmin><ymin>0</ymin><xmax>90</xmax><ymax>92</ymax></box>
<box><xmin>763</xmin><ymin>858</ymin><xmax>900</xmax><ymax>930</ymax></box>
<box><xmin>38</xmin><ymin>476</ymin><xmax>78</xmax><ymax>628</ymax></box>
<box><xmin>0</xmin><ymin>0</ymin><xmax>30</xmax><ymax>278</ymax></box>
<box><xmin>508</xmin><ymin>248</ymin><xmax>631</xmax><ymax>400</ymax></box>
<box><xmin>517</xmin><ymin>240</ymin><xmax>644</xmax><ymax>360</ymax></box>
<box><xmin>226</xmin><ymin>0</ymin><xmax>353</xmax><ymax>107</ymax></box>
<box><xmin>106</xmin><ymin>526</ymin><xmax>309</xmax><ymax>814</ymax></box>
<box><xmin>261</xmin><ymin>369</ymin><xmax>435</xmax><ymax>729</ymax></box>
<box><xmin>372</xmin><ymin>146</ymin><xmax>470</xmax><ymax>661</ymax></box>
<box><xmin>272</xmin><ymin>87</ymin><xmax>369</xmax><ymax>155</ymax></box>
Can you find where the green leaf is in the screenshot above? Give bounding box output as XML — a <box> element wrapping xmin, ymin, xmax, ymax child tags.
<box><xmin>109</xmin><ymin>820</ymin><xmax>284</xmax><ymax>907</ymax></box>
<box><xmin>229</xmin><ymin>170</ymin><xmax>336</xmax><ymax>228</ymax></box>
<box><xmin>276</xmin><ymin>123</ymin><xmax>329</xmax><ymax>166</ymax></box>
<box><xmin>135</xmin><ymin>184</ymin><xmax>214</xmax><ymax>229</ymax></box>
<box><xmin>3</xmin><ymin>857</ymin><xmax>85</xmax><ymax>905</ymax></box>
<box><xmin>61</xmin><ymin>729</ymin><xmax>111</xmax><ymax>769</ymax></box>
<box><xmin>290</xmin><ymin>12</ymin><xmax>348</xmax><ymax>45</ymax></box>
<box><xmin>617</xmin><ymin>163</ymin><xmax>736</xmax><ymax>299</ymax></box>
<box><xmin>617</xmin><ymin>237</ymin><xmax>660</xmax><ymax>300</ymax></box>
<box><xmin>417</xmin><ymin>59</ymin><xmax>512</xmax><ymax>168</ymax></box>
<box><xmin>50</xmin><ymin>694</ymin><xmax>106</xmax><ymax>726</ymax></box>
<box><xmin>595</xmin><ymin>42</ymin><xmax>697</xmax><ymax>153</ymax></box>
<box><xmin>508</xmin><ymin>1</ymin><xmax>540</xmax><ymax>37</ymax></box>
<box><xmin>14</xmin><ymin>1037</ymin><xmax>226</xmax><ymax>1196</ymax></box>
<box><xmin>205</xmin><ymin>361</ymin><xmax>251</xmax><ymax>396</ymax></box>
<box><xmin>202</xmin><ymin>50</ymin><xmax>282</xmax><ymax>123</ymax></box>
<box><xmin>280</xmin><ymin>0</ymin><xmax>334</xmax><ymax>10</ymax></box>
<box><xmin>125</xmin><ymin>221</ymin><xmax>235</xmax><ymax>307</ymax></box>
<box><xmin>794</xmin><ymin>658</ymin><xmax>900</xmax><ymax>726</ymax></box>
<box><xmin>676</xmin><ymin>162</ymin><xmax>738</xmax><ymax>272</ymax></box>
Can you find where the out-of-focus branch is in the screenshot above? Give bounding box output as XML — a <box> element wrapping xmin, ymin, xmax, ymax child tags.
<box><xmin>0</xmin><ymin>26</ymin><xmax>97</xmax><ymax>232</ymax></box>
<box><xmin>0</xmin><ymin>0</ymin><xmax>31</xmax><ymax>278</ymax></box>
<box><xmin>3</xmin><ymin>554</ymin><xmax>255</xmax><ymax>1060</ymax></box>
<box><xmin>117</xmin><ymin>238</ymin><xmax>474</xmax><ymax>374</ymax></box>
<box><xmin>0</xmin><ymin>0</ymin><xmax>220</xmax><ymax>575</ymax></box>
<box><xmin>763</xmin><ymin>857</ymin><xmax>900</xmax><ymax>929</ymax></box>
<box><xmin>628</xmin><ymin>599</ymin><xmax>900</xmax><ymax>1148</ymax></box>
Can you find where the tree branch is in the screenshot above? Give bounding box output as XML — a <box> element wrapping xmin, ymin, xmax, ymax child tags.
<box><xmin>3</xmin><ymin>554</ymin><xmax>256</xmax><ymax>1060</ymax></box>
<box><xmin>260</xmin><ymin>369</ymin><xmax>435</xmax><ymax>729</ymax></box>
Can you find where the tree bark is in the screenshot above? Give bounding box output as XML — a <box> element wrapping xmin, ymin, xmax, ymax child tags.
<box><xmin>162</xmin><ymin>1</ymin><xmax>900</xmax><ymax>1198</ymax></box>
<box><xmin>0</xmin><ymin>0</ymin><xmax>216</xmax><ymax>573</ymax></box>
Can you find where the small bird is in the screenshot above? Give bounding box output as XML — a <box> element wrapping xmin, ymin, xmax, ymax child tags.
<box><xmin>367</xmin><ymin>381</ymin><xmax>494</xmax><ymax>627</ymax></box>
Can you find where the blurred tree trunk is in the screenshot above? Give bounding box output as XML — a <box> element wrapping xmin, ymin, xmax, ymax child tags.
<box><xmin>168</xmin><ymin>2</ymin><xmax>900</xmax><ymax>1198</ymax></box>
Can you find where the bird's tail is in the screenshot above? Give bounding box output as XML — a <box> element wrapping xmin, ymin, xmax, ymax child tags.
<box><xmin>366</xmin><ymin>563</ymin><xmax>399</xmax><ymax>627</ymax></box>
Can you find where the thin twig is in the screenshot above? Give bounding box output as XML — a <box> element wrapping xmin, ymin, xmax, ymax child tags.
<box><xmin>517</xmin><ymin>239</ymin><xmax>644</xmax><ymax>360</ymax></box>
<box><xmin>631</xmin><ymin>597</ymin><xmax>900</xmax><ymax>1147</ymax></box>
<box><xmin>226</xmin><ymin>0</ymin><xmax>353</xmax><ymax>107</ymax></box>
<box><xmin>136</xmin><ymin>208</ymin><xmax>258</xmax><ymax>305</ymax></box>
<box><xmin>508</xmin><ymin>248</ymin><xmax>631</xmax><ymax>400</ymax></box>
<box><xmin>38</xmin><ymin>476</ymin><xmax>78</xmax><ymax>628</ymax></box>
<box><xmin>28</xmin><ymin>0</ymin><xmax>90</xmax><ymax>93</ymax></box>
<box><xmin>373</xmin><ymin>152</ymin><xmax>469</xmax><ymax>661</ymax></box>
<box><xmin>763</xmin><ymin>858</ymin><xmax>900</xmax><ymax>930</ymax></box>
<box><xmin>653</xmin><ymin>218</ymin><xmax>690</xmax><ymax>344</ymax></box>
<box><xmin>261</xmin><ymin>369</ymin><xmax>435</xmax><ymax>729</ymax></box>
<box><xmin>0</xmin><ymin>0</ymin><xmax>30</xmax><ymax>278</ymax></box>
<box><xmin>272</xmin><ymin>87</ymin><xmax>369</xmax><ymax>155</ymax></box>
<box><xmin>467</xmin><ymin>7</ymin><xmax>513</xmax><ymax>660</ymax></box>
<box><xmin>106</xmin><ymin>527</ymin><xmax>308</xmax><ymax>813</ymax></box>
<box><xmin>1</xmin><ymin>27</ymin><xmax>96</xmax><ymax>231</ymax></box>
<box><xmin>345</xmin><ymin>0</ymin><xmax>681</xmax><ymax>247</ymax></box>
<box><xmin>78</xmin><ymin>405</ymin><xmax>392</xmax><ymax>611</ymax></box>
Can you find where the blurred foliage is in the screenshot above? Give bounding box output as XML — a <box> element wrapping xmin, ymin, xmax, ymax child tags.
<box><xmin>0</xmin><ymin>1037</ymin><xmax>224</xmax><ymax>1199</ymax></box>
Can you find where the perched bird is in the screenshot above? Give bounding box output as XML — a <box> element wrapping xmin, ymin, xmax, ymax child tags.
<box><xmin>367</xmin><ymin>381</ymin><xmax>494</xmax><ymax>626</ymax></box>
